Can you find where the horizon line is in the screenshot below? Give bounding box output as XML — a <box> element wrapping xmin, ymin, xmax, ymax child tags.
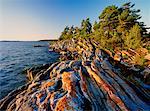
<box><xmin>0</xmin><ymin>39</ymin><xmax>58</xmax><ymax>42</ymax></box>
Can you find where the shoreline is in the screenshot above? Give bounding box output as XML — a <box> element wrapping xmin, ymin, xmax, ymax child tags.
<box><xmin>0</xmin><ymin>39</ymin><xmax>58</xmax><ymax>42</ymax></box>
<box><xmin>0</xmin><ymin>38</ymin><xmax>149</xmax><ymax>110</ymax></box>
<box><xmin>0</xmin><ymin>41</ymin><xmax>60</xmax><ymax>100</ymax></box>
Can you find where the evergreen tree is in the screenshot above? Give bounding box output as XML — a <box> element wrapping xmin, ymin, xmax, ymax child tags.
<box><xmin>59</xmin><ymin>26</ymin><xmax>74</xmax><ymax>40</ymax></box>
<box><xmin>59</xmin><ymin>26</ymin><xmax>69</xmax><ymax>40</ymax></box>
<box><xmin>98</xmin><ymin>5</ymin><xmax>119</xmax><ymax>38</ymax></box>
<box><xmin>124</xmin><ymin>24</ymin><xmax>141</xmax><ymax>49</ymax></box>
<box><xmin>74</xmin><ymin>27</ymin><xmax>81</xmax><ymax>38</ymax></box>
<box><xmin>117</xmin><ymin>2</ymin><xmax>141</xmax><ymax>33</ymax></box>
<box><xmin>59</xmin><ymin>2</ymin><xmax>148</xmax><ymax>51</ymax></box>
<box><xmin>93</xmin><ymin>21</ymin><xmax>100</xmax><ymax>31</ymax></box>
<box><xmin>80</xmin><ymin>18</ymin><xmax>92</xmax><ymax>37</ymax></box>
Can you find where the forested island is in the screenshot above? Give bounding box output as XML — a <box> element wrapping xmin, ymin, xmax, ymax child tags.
<box><xmin>59</xmin><ymin>2</ymin><xmax>149</xmax><ymax>56</ymax></box>
<box><xmin>0</xmin><ymin>2</ymin><xmax>150</xmax><ymax>111</ymax></box>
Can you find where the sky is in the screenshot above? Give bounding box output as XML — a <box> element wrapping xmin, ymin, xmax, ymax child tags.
<box><xmin>0</xmin><ymin>0</ymin><xmax>150</xmax><ymax>41</ymax></box>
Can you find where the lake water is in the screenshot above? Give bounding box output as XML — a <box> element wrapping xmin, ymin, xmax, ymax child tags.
<box><xmin>0</xmin><ymin>41</ymin><xmax>59</xmax><ymax>99</ymax></box>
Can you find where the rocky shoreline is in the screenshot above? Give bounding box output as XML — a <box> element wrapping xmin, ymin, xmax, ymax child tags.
<box><xmin>0</xmin><ymin>38</ymin><xmax>150</xmax><ymax>111</ymax></box>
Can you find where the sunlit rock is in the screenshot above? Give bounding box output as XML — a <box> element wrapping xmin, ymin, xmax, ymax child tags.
<box><xmin>0</xmin><ymin>39</ymin><xmax>149</xmax><ymax>111</ymax></box>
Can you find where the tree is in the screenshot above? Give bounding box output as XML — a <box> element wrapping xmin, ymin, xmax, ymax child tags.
<box><xmin>80</xmin><ymin>18</ymin><xmax>92</xmax><ymax>37</ymax></box>
<box><xmin>59</xmin><ymin>2</ymin><xmax>148</xmax><ymax>51</ymax></box>
<box><xmin>98</xmin><ymin>5</ymin><xmax>119</xmax><ymax>38</ymax></box>
<box><xmin>93</xmin><ymin>21</ymin><xmax>100</xmax><ymax>31</ymax></box>
<box><xmin>74</xmin><ymin>27</ymin><xmax>81</xmax><ymax>38</ymax></box>
<box><xmin>124</xmin><ymin>24</ymin><xmax>141</xmax><ymax>49</ymax></box>
<box><xmin>117</xmin><ymin>2</ymin><xmax>141</xmax><ymax>33</ymax></box>
<box><xmin>59</xmin><ymin>26</ymin><xmax>69</xmax><ymax>40</ymax></box>
<box><xmin>59</xmin><ymin>26</ymin><xmax>74</xmax><ymax>40</ymax></box>
<box><xmin>93</xmin><ymin>2</ymin><xmax>147</xmax><ymax>49</ymax></box>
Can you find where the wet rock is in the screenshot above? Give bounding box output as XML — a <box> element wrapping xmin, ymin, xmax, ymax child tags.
<box><xmin>26</xmin><ymin>64</ymin><xmax>51</xmax><ymax>81</ymax></box>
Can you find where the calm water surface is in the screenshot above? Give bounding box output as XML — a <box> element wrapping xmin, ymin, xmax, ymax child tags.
<box><xmin>0</xmin><ymin>41</ymin><xmax>59</xmax><ymax>99</ymax></box>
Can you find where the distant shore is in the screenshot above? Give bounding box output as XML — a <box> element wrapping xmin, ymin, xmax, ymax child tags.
<box><xmin>0</xmin><ymin>39</ymin><xmax>58</xmax><ymax>42</ymax></box>
<box><xmin>38</xmin><ymin>39</ymin><xmax>58</xmax><ymax>42</ymax></box>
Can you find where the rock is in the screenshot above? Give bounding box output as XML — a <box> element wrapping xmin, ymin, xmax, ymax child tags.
<box><xmin>136</xmin><ymin>48</ymin><xmax>149</xmax><ymax>56</ymax></box>
<box><xmin>1</xmin><ymin>39</ymin><xmax>150</xmax><ymax>111</ymax></box>
<box><xmin>114</xmin><ymin>52</ymin><xmax>121</xmax><ymax>61</ymax></box>
<box><xmin>104</xmin><ymin>49</ymin><xmax>113</xmax><ymax>57</ymax></box>
<box><xmin>27</xmin><ymin>69</ymin><xmax>34</xmax><ymax>81</ymax></box>
<box><xmin>33</xmin><ymin>45</ymin><xmax>46</xmax><ymax>47</ymax></box>
<box><xmin>26</xmin><ymin>64</ymin><xmax>51</xmax><ymax>81</ymax></box>
<box><xmin>128</xmin><ymin>48</ymin><xmax>139</xmax><ymax>56</ymax></box>
<box><xmin>140</xmin><ymin>68</ymin><xmax>150</xmax><ymax>84</ymax></box>
<box><xmin>121</xmin><ymin>50</ymin><xmax>131</xmax><ymax>57</ymax></box>
<box><xmin>145</xmin><ymin>54</ymin><xmax>150</xmax><ymax>61</ymax></box>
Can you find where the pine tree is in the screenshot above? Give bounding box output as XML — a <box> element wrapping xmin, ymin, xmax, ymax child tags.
<box><xmin>59</xmin><ymin>26</ymin><xmax>74</xmax><ymax>40</ymax></box>
<box><xmin>80</xmin><ymin>18</ymin><xmax>92</xmax><ymax>37</ymax></box>
<box><xmin>93</xmin><ymin>21</ymin><xmax>100</xmax><ymax>31</ymax></box>
<box><xmin>99</xmin><ymin>5</ymin><xmax>119</xmax><ymax>38</ymax></box>
<box><xmin>124</xmin><ymin>24</ymin><xmax>141</xmax><ymax>49</ymax></box>
<box><xmin>59</xmin><ymin>2</ymin><xmax>148</xmax><ymax>51</ymax></box>
<box><xmin>59</xmin><ymin>26</ymin><xmax>70</xmax><ymax>40</ymax></box>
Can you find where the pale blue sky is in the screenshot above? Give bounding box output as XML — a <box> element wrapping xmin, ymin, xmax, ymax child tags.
<box><xmin>0</xmin><ymin>0</ymin><xmax>150</xmax><ymax>41</ymax></box>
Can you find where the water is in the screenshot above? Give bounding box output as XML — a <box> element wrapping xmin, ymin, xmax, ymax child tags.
<box><xmin>0</xmin><ymin>41</ymin><xmax>59</xmax><ymax>99</ymax></box>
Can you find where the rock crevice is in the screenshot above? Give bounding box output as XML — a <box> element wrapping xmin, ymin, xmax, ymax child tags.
<box><xmin>0</xmin><ymin>39</ymin><xmax>149</xmax><ymax>111</ymax></box>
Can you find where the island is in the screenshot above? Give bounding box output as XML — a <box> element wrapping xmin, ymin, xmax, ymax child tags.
<box><xmin>0</xmin><ymin>2</ymin><xmax>149</xmax><ymax>111</ymax></box>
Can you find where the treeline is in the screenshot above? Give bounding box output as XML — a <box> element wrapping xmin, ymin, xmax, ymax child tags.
<box><xmin>59</xmin><ymin>2</ymin><xmax>149</xmax><ymax>50</ymax></box>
